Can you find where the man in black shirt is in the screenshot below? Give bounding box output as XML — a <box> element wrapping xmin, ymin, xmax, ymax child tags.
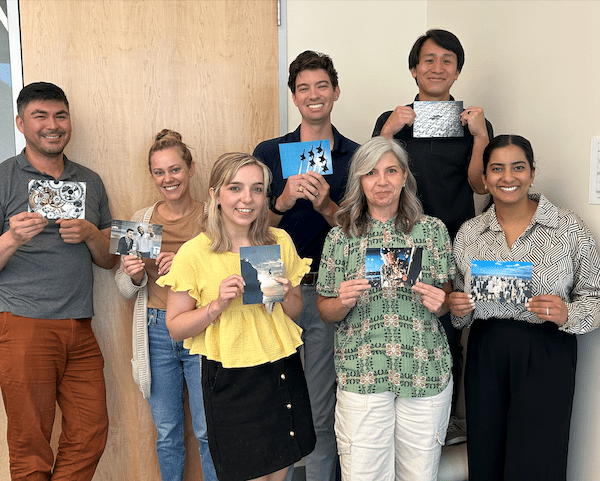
<box><xmin>373</xmin><ymin>29</ymin><xmax>493</xmax><ymax>444</ymax></box>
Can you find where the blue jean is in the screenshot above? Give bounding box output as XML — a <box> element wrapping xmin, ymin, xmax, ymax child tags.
<box><xmin>147</xmin><ymin>308</ymin><xmax>218</xmax><ymax>481</ymax></box>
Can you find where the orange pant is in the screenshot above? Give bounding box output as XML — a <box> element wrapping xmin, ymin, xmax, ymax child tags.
<box><xmin>0</xmin><ymin>312</ymin><xmax>108</xmax><ymax>480</ymax></box>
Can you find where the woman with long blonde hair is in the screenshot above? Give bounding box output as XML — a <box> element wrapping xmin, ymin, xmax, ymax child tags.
<box><xmin>158</xmin><ymin>153</ymin><xmax>316</xmax><ymax>481</ymax></box>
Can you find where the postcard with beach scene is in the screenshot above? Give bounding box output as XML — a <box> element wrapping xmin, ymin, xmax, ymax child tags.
<box><xmin>470</xmin><ymin>260</ymin><xmax>533</xmax><ymax>304</ymax></box>
<box><xmin>279</xmin><ymin>140</ymin><xmax>333</xmax><ymax>178</ymax></box>
<box><xmin>365</xmin><ymin>246</ymin><xmax>423</xmax><ymax>289</ymax></box>
<box><xmin>240</xmin><ymin>245</ymin><xmax>284</xmax><ymax>305</ymax></box>
<box><xmin>28</xmin><ymin>179</ymin><xmax>86</xmax><ymax>220</ymax></box>
<box><xmin>413</xmin><ymin>100</ymin><xmax>464</xmax><ymax>138</ymax></box>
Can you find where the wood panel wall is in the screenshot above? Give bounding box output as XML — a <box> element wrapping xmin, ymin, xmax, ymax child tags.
<box><xmin>1</xmin><ymin>1</ymin><xmax>278</xmax><ymax>479</ymax></box>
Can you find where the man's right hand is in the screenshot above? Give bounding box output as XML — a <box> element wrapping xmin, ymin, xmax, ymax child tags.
<box><xmin>8</xmin><ymin>211</ymin><xmax>47</xmax><ymax>247</ymax></box>
<box><xmin>379</xmin><ymin>106</ymin><xmax>416</xmax><ymax>139</ymax></box>
<box><xmin>273</xmin><ymin>173</ymin><xmax>308</xmax><ymax>213</ymax></box>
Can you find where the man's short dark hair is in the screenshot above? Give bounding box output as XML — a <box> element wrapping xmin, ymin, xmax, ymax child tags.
<box><xmin>126</xmin><ymin>228</ymin><xmax>134</xmax><ymax>234</ymax></box>
<box><xmin>17</xmin><ymin>82</ymin><xmax>69</xmax><ymax>117</ymax></box>
<box><xmin>408</xmin><ymin>29</ymin><xmax>465</xmax><ymax>73</ymax></box>
<box><xmin>287</xmin><ymin>50</ymin><xmax>338</xmax><ymax>94</ymax></box>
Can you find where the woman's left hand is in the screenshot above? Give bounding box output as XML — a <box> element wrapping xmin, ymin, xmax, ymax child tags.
<box><xmin>526</xmin><ymin>294</ymin><xmax>568</xmax><ymax>325</ymax></box>
<box><xmin>412</xmin><ymin>282</ymin><xmax>448</xmax><ymax>316</ymax></box>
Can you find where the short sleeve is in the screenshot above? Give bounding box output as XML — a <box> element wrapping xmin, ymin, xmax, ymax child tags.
<box><xmin>427</xmin><ymin>219</ymin><xmax>456</xmax><ymax>287</ymax></box>
<box><xmin>276</xmin><ymin>228</ymin><xmax>311</xmax><ymax>286</ymax></box>
<box><xmin>97</xmin><ymin>178</ymin><xmax>112</xmax><ymax>230</ymax></box>
<box><xmin>156</xmin><ymin>239</ymin><xmax>202</xmax><ymax>304</ymax></box>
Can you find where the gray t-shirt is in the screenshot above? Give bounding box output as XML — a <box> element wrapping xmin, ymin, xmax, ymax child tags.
<box><xmin>0</xmin><ymin>151</ymin><xmax>112</xmax><ymax>319</ymax></box>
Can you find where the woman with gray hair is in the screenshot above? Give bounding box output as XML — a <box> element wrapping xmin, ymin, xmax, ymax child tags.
<box><xmin>317</xmin><ymin>136</ymin><xmax>455</xmax><ymax>481</ymax></box>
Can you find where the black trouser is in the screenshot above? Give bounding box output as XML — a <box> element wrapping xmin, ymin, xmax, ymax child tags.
<box><xmin>465</xmin><ymin>318</ymin><xmax>577</xmax><ymax>481</ymax></box>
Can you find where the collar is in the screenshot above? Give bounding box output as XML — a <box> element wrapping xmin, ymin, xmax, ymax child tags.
<box><xmin>413</xmin><ymin>94</ymin><xmax>456</xmax><ymax>102</ymax></box>
<box><xmin>367</xmin><ymin>212</ymin><xmax>398</xmax><ymax>229</ymax></box>
<box><xmin>484</xmin><ymin>193</ymin><xmax>559</xmax><ymax>234</ymax></box>
<box><xmin>15</xmin><ymin>149</ymin><xmax>74</xmax><ymax>180</ymax></box>
<box><xmin>290</xmin><ymin>124</ymin><xmax>351</xmax><ymax>153</ymax></box>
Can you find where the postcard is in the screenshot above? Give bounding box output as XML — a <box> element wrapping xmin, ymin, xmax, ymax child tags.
<box><xmin>413</xmin><ymin>100</ymin><xmax>464</xmax><ymax>138</ymax></box>
<box><xmin>110</xmin><ymin>220</ymin><xmax>163</xmax><ymax>258</ymax></box>
<box><xmin>279</xmin><ymin>140</ymin><xmax>333</xmax><ymax>178</ymax></box>
<box><xmin>469</xmin><ymin>260</ymin><xmax>533</xmax><ymax>304</ymax></box>
<box><xmin>365</xmin><ymin>246</ymin><xmax>423</xmax><ymax>289</ymax></box>
<box><xmin>240</xmin><ymin>245</ymin><xmax>284</xmax><ymax>305</ymax></box>
<box><xmin>28</xmin><ymin>180</ymin><xmax>86</xmax><ymax>220</ymax></box>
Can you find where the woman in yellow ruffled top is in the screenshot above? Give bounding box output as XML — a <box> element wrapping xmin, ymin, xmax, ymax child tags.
<box><xmin>157</xmin><ymin>152</ymin><xmax>316</xmax><ymax>481</ymax></box>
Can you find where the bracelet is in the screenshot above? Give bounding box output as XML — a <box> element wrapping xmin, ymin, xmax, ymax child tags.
<box><xmin>207</xmin><ymin>301</ymin><xmax>217</xmax><ymax>325</ymax></box>
<box><xmin>269</xmin><ymin>196</ymin><xmax>287</xmax><ymax>216</ymax></box>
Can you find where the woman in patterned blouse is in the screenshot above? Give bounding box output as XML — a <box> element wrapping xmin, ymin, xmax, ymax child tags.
<box><xmin>448</xmin><ymin>134</ymin><xmax>600</xmax><ymax>481</ymax></box>
<box><xmin>316</xmin><ymin>137</ymin><xmax>455</xmax><ymax>481</ymax></box>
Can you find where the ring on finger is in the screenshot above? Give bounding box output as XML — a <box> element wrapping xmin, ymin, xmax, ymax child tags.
<box><xmin>315</xmin><ymin>191</ymin><xmax>319</xmax><ymax>196</ymax></box>
<box><xmin>546</xmin><ymin>307</ymin><xmax>549</xmax><ymax>316</ymax></box>
<box><xmin>298</xmin><ymin>185</ymin><xmax>304</xmax><ymax>193</ymax></box>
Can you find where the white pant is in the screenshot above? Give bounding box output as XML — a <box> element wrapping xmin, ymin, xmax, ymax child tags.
<box><xmin>335</xmin><ymin>379</ymin><xmax>453</xmax><ymax>481</ymax></box>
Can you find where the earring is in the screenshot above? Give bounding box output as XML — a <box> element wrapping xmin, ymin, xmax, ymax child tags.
<box><xmin>484</xmin><ymin>185</ymin><xmax>488</xmax><ymax>191</ymax></box>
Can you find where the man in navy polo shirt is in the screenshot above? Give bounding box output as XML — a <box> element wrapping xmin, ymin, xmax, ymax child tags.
<box><xmin>254</xmin><ymin>50</ymin><xmax>359</xmax><ymax>481</ymax></box>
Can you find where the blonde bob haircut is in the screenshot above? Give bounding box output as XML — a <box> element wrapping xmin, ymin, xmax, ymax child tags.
<box><xmin>335</xmin><ymin>137</ymin><xmax>423</xmax><ymax>238</ymax></box>
<box><xmin>200</xmin><ymin>152</ymin><xmax>275</xmax><ymax>253</ymax></box>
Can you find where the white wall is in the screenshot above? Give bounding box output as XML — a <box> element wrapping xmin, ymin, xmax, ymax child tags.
<box><xmin>287</xmin><ymin>0</ymin><xmax>427</xmax><ymax>144</ymax></box>
<box><xmin>287</xmin><ymin>1</ymin><xmax>600</xmax><ymax>480</ymax></box>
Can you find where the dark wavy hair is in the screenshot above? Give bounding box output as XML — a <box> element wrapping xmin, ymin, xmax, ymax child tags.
<box><xmin>288</xmin><ymin>50</ymin><xmax>338</xmax><ymax>94</ymax></box>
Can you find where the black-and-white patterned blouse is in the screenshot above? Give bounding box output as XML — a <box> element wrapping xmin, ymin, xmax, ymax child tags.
<box><xmin>451</xmin><ymin>194</ymin><xmax>600</xmax><ymax>334</ymax></box>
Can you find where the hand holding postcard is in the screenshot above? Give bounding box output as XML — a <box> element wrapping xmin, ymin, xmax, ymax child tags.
<box><xmin>365</xmin><ymin>246</ymin><xmax>423</xmax><ymax>289</ymax></box>
<box><xmin>240</xmin><ymin>245</ymin><xmax>284</xmax><ymax>305</ymax></box>
<box><xmin>28</xmin><ymin>180</ymin><xmax>86</xmax><ymax>220</ymax></box>
<box><xmin>110</xmin><ymin>220</ymin><xmax>163</xmax><ymax>258</ymax></box>
<box><xmin>279</xmin><ymin>140</ymin><xmax>333</xmax><ymax>178</ymax></box>
<box><xmin>469</xmin><ymin>260</ymin><xmax>532</xmax><ymax>304</ymax></box>
<box><xmin>413</xmin><ymin>101</ymin><xmax>464</xmax><ymax>138</ymax></box>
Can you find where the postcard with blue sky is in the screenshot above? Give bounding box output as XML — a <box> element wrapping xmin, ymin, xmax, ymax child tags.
<box><xmin>470</xmin><ymin>260</ymin><xmax>533</xmax><ymax>304</ymax></box>
<box><xmin>366</xmin><ymin>246</ymin><xmax>422</xmax><ymax>289</ymax></box>
<box><xmin>240</xmin><ymin>244</ymin><xmax>284</xmax><ymax>305</ymax></box>
<box><xmin>279</xmin><ymin>140</ymin><xmax>332</xmax><ymax>178</ymax></box>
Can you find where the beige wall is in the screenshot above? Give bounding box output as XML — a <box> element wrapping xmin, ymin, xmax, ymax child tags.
<box><xmin>287</xmin><ymin>1</ymin><xmax>600</xmax><ymax>480</ymax></box>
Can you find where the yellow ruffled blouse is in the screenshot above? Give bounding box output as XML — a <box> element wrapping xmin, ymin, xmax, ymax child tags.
<box><xmin>157</xmin><ymin>227</ymin><xmax>311</xmax><ymax>368</ymax></box>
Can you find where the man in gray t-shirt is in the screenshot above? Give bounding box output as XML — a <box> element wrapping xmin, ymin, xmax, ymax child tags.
<box><xmin>0</xmin><ymin>82</ymin><xmax>116</xmax><ymax>480</ymax></box>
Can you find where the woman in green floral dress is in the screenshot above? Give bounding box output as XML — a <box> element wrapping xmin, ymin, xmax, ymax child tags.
<box><xmin>317</xmin><ymin>136</ymin><xmax>455</xmax><ymax>481</ymax></box>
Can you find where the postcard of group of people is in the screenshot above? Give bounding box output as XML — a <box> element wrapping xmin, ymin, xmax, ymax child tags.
<box><xmin>110</xmin><ymin>220</ymin><xmax>163</xmax><ymax>259</ymax></box>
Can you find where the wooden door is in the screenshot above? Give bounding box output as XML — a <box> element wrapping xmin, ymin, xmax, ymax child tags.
<box><xmin>0</xmin><ymin>1</ymin><xmax>279</xmax><ymax>479</ymax></box>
